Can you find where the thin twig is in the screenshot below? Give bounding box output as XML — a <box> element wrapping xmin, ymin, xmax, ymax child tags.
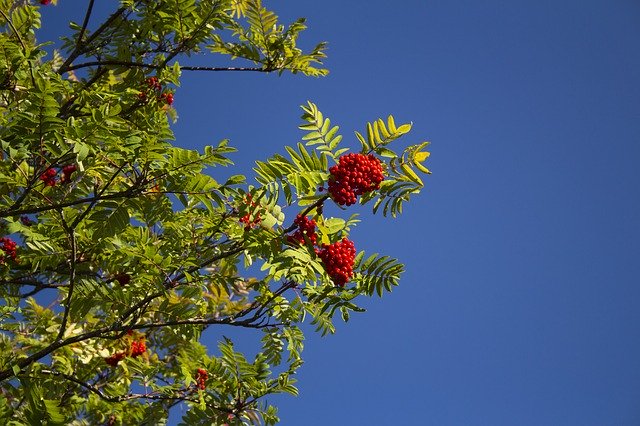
<box><xmin>58</xmin><ymin>7</ymin><xmax>128</xmax><ymax>74</ymax></box>
<box><xmin>77</xmin><ymin>0</ymin><xmax>96</xmax><ymax>46</ymax></box>
<box><xmin>55</xmin><ymin>219</ymin><xmax>76</xmax><ymax>342</ymax></box>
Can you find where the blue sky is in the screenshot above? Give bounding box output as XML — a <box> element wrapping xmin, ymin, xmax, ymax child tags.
<box><xmin>40</xmin><ymin>1</ymin><xmax>640</xmax><ymax>425</ymax></box>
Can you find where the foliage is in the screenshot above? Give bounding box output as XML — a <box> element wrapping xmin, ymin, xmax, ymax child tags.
<box><xmin>0</xmin><ymin>1</ymin><xmax>431</xmax><ymax>424</ymax></box>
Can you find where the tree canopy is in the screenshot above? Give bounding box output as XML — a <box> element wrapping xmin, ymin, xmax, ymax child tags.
<box><xmin>0</xmin><ymin>1</ymin><xmax>430</xmax><ymax>424</ymax></box>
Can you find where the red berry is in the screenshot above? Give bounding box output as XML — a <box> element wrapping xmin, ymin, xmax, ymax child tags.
<box><xmin>130</xmin><ymin>339</ymin><xmax>146</xmax><ymax>357</ymax></box>
<box><xmin>145</xmin><ymin>77</ymin><xmax>161</xmax><ymax>91</ymax></box>
<box><xmin>317</xmin><ymin>238</ymin><xmax>356</xmax><ymax>286</ymax></box>
<box><xmin>287</xmin><ymin>214</ymin><xmax>318</xmax><ymax>246</ymax></box>
<box><xmin>60</xmin><ymin>164</ymin><xmax>77</xmax><ymax>184</ymax></box>
<box><xmin>239</xmin><ymin>194</ymin><xmax>263</xmax><ymax>230</ymax></box>
<box><xmin>327</xmin><ymin>153</ymin><xmax>384</xmax><ymax>206</ymax></box>
<box><xmin>105</xmin><ymin>351</ymin><xmax>126</xmax><ymax>366</ymax></box>
<box><xmin>40</xmin><ymin>168</ymin><xmax>57</xmax><ymax>187</ymax></box>
<box><xmin>40</xmin><ymin>0</ymin><xmax>51</xmax><ymax>5</ymax></box>
<box><xmin>195</xmin><ymin>368</ymin><xmax>208</xmax><ymax>390</ymax></box>
<box><xmin>0</xmin><ymin>237</ymin><xmax>18</xmax><ymax>264</ymax></box>
<box><xmin>161</xmin><ymin>92</ymin><xmax>174</xmax><ymax>105</ymax></box>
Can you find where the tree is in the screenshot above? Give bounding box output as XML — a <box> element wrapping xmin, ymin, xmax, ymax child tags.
<box><xmin>0</xmin><ymin>0</ymin><xmax>431</xmax><ymax>424</ymax></box>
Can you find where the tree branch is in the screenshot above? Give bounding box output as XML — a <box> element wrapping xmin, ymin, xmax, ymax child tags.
<box><xmin>62</xmin><ymin>60</ymin><xmax>267</xmax><ymax>73</ymax></box>
<box><xmin>77</xmin><ymin>0</ymin><xmax>96</xmax><ymax>46</ymax></box>
<box><xmin>58</xmin><ymin>7</ymin><xmax>128</xmax><ymax>74</ymax></box>
<box><xmin>39</xmin><ymin>369</ymin><xmax>234</xmax><ymax>413</ymax></box>
<box><xmin>55</xmin><ymin>220</ymin><xmax>76</xmax><ymax>342</ymax></box>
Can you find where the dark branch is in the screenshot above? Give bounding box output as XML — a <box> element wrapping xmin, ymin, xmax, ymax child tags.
<box><xmin>62</xmin><ymin>60</ymin><xmax>266</xmax><ymax>73</ymax></box>
<box><xmin>77</xmin><ymin>0</ymin><xmax>95</xmax><ymax>46</ymax></box>
<box><xmin>58</xmin><ymin>7</ymin><xmax>128</xmax><ymax>74</ymax></box>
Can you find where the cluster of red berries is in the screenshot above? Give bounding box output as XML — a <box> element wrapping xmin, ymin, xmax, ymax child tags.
<box><xmin>328</xmin><ymin>153</ymin><xmax>384</xmax><ymax>206</ymax></box>
<box><xmin>287</xmin><ymin>214</ymin><xmax>318</xmax><ymax>246</ymax></box>
<box><xmin>39</xmin><ymin>164</ymin><xmax>77</xmax><ymax>187</ymax></box>
<box><xmin>0</xmin><ymin>237</ymin><xmax>18</xmax><ymax>264</ymax></box>
<box><xmin>239</xmin><ymin>194</ymin><xmax>263</xmax><ymax>231</ymax></box>
<box><xmin>104</xmin><ymin>333</ymin><xmax>146</xmax><ymax>366</ymax></box>
<box><xmin>139</xmin><ymin>77</ymin><xmax>174</xmax><ymax>106</ymax></box>
<box><xmin>285</xmin><ymin>215</ymin><xmax>356</xmax><ymax>286</ymax></box>
<box><xmin>60</xmin><ymin>164</ymin><xmax>77</xmax><ymax>183</ymax></box>
<box><xmin>130</xmin><ymin>339</ymin><xmax>146</xmax><ymax>357</ymax></box>
<box><xmin>39</xmin><ymin>168</ymin><xmax>57</xmax><ymax>187</ymax></box>
<box><xmin>195</xmin><ymin>368</ymin><xmax>208</xmax><ymax>390</ymax></box>
<box><xmin>105</xmin><ymin>352</ymin><xmax>126</xmax><ymax>366</ymax></box>
<box><xmin>316</xmin><ymin>238</ymin><xmax>356</xmax><ymax>287</ymax></box>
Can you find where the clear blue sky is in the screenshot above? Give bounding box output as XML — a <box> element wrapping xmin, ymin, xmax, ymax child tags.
<box><xmin>40</xmin><ymin>1</ymin><xmax>640</xmax><ymax>425</ymax></box>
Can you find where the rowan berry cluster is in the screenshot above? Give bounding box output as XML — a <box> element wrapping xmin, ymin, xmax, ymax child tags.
<box><xmin>316</xmin><ymin>238</ymin><xmax>356</xmax><ymax>287</ymax></box>
<box><xmin>104</xmin><ymin>335</ymin><xmax>146</xmax><ymax>366</ymax></box>
<box><xmin>130</xmin><ymin>339</ymin><xmax>146</xmax><ymax>357</ymax></box>
<box><xmin>328</xmin><ymin>153</ymin><xmax>384</xmax><ymax>206</ymax></box>
<box><xmin>239</xmin><ymin>194</ymin><xmax>263</xmax><ymax>231</ymax></box>
<box><xmin>285</xmin><ymin>214</ymin><xmax>357</xmax><ymax>286</ymax></box>
<box><xmin>105</xmin><ymin>352</ymin><xmax>125</xmax><ymax>367</ymax></box>
<box><xmin>39</xmin><ymin>164</ymin><xmax>77</xmax><ymax>187</ymax></box>
<box><xmin>60</xmin><ymin>164</ymin><xmax>77</xmax><ymax>183</ymax></box>
<box><xmin>195</xmin><ymin>368</ymin><xmax>208</xmax><ymax>390</ymax></box>
<box><xmin>139</xmin><ymin>77</ymin><xmax>174</xmax><ymax>105</ymax></box>
<box><xmin>40</xmin><ymin>168</ymin><xmax>57</xmax><ymax>186</ymax></box>
<box><xmin>0</xmin><ymin>237</ymin><xmax>18</xmax><ymax>264</ymax></box>
<box><xmin>287</xmin><ymin>214</ymin><xmax>317</xmax><ymax>246</ymax></box>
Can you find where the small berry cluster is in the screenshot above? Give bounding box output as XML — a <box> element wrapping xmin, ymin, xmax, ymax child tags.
<box><xmin>285</xmin><ymin>216</ymin><xmax>356</xmax><ymax>286</ymax></box>
<box><xmin>316</xmin><ymin>238</ymin><xmax>356</xmax><ymax>287</ymax></box>
<box><xmin>328</xmin><ymin>153</ymin><xmax>384</xmax><ymax>206</ymax></box>
<box><xmin>0</xmin><ymin>237</ymin><xmax>18</xmax><ymax>264</ymax></box>
<box><xmin>195</xmin><ymin>368</ymin><xmax>208</xmax><ymax>390</ymax></box>
<box><xmin>287</xmin><ymin>214</ymin><xmax>317</xmax><ymax>246</ymax></box>
<box><xmin>39</xmin><ymin>164</ymin><xmax>77</xmax><ymax>187</ymax></box>
<box><xmin>139</xmin><ymin>77</ymin><xmax>174</xmax><ymax>106</ymax></box>
<box><xmin>40</xmin><ymin>168</ymin><xmax>57</xmax><ymax>187</ymax></box>
<box><xmin>104</xmin><ymin>334</ymin><xmax>146</xmax><ymax>366</ymax></box>
<box><xmin>60</xmin><ymin>164</ymin><xmax>77</xmax><ymax>183</ymax></box>
<box><xmin>105</xmin><ymin>352</ymin><xmax>125</xmax><ymax>366</ymax></box>
<box><xmin>130</xmin><ymin>339</ymin><xmax>146</xmax><ymax>357</ymax></box>
<box><xmin>239</xmin><ymin>194</ymin><xmax>263</xmax><ymax>231</ymax></box>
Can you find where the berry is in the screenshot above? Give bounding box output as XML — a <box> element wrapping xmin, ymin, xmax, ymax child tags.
<box><xmin>39</xmin><ymin>168</ymin><xmax>57</xmax><ymax>187</ymax></box>
<box><xmin>239</xmin><ymin>194</ymin><xmax>263</xmax><ymax>231</ymax></box>
<box><xmin>327</xmin><ymin>153</ymin><xmax>384</xmax><ymax>206</ymax></box>
<box><xmin>287</xmin><ymin>214</ymin><xmax>317</xmax><ymax>246</ymax></box>
<box><xmin>105</xmin><ymin>351</ymin><xmax>126</xmax><ymax>366</ymax></box>
<box><xmin>161</xmin><ymin>92</ymin><xmax>174</xmax><ymax>105</ymax></box>
<box><xmin>317</xmin><ymin>238</ymin><xmax>356</xmax><ymax>287</ymax></box>
<box><xmin>0</xmin><ymin>237</ymin><xmax>18</xmax><ymax>264</ymax></box>
<box><xmin>195</xmin><ymin>368</ymin><xmax>208</xmax><ymax>390</ymax></box>
<box><xmin>130</xmin><ymin>339</ymin><xmax>146</xmax><ymax>357</ymax></box>
<box><xmin>40</xmin><ymin>0</ymin><xmax>51</xmax><ymax>5</ymax></box>
<box><xmin>145</xmin><ymin>76</ymin><xmax>161</xmax><ymax>91</ymax></box>
<box><xmin>114</xmin><ymin>272</ymin><xmax>131</xmax><ymax>286</ymax></box>
<box><xmin>60</xmin><ymin>164</ymin><xmax>77</xmax><ymax>184</ymax></box>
